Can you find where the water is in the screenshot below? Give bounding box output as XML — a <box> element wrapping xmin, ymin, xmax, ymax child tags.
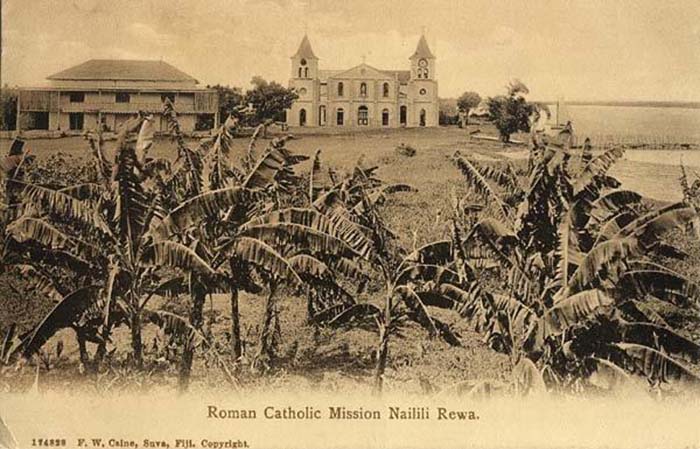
<box><xmin>496</xmin><ymin>149</ymin><xmax>695</xmax><ymax>202</ymax></box>
<box><xmin>548</xmin><ymin>104</ymin><xmax>700</xmax><ymax>201</ymax></box>
<box><xmin>549</xmin><ymin>105</ymin><xmax>700</xmax><ymax>143</ymax></box>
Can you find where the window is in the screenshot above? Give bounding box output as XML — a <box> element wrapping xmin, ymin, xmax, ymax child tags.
<box><xmin>400</xmin><ymin>105</ymin><xmax>407</xmax><ymax>126</ymax></box>
<box><xmin>319</xmin><ymin>105</ymin><xmax>326</xmax><ymax>126</ymax></box>
<box><xmin>298</xmin><ymin>67</ymin><xmax>303</xmax><ymax>78</ymax></box>
<box><xmin>360</xmin><ymin>82</ymin><xmax>367</xmax><ymax>97</ymax></box>
<box><xmin>337</xmin><ymin>82</ymin><xmax>344</xmax><ymax>97</ymax></box>
<box><xmin>195</xmin><ymin>114</ymin><xmax>215</xmax><ymax>131</ymax></box>
<box><xmin>301</xmin><ymin>58</ymin><xmax>307</xmax><ymax>66</ymax></box>
<box><xmin>299</xmin><ymin>109</ymin><xmax>307</xmax><ymax>127</ymax></box>
<box><xmin>420</xmin><ymin>109</ymin><xmax>426</xmax><ymax>127</ymax></box>
<box><xmin>419</xmin><ymin>88</ymin><xmax>427</xmax><ymax>95</ymax></box>
<box><xmin>25</xmin><ymin>112</ymin><xmax>49</xmax><ymax>130</ymax></box>
<box><xmin>161</xmin><ymin>93</ymin><xmax>175</xmax><ymax>103</ymax></box>
<box><xmin>418</xmin><ymin>59</ymin><xmax>429</xmax><ymax>79</ymax></box>
<box><xmin>336</xmin><ymin>108</ymin><xmax>344</xmax><ymax>126</ymax></box>
<box><xmin>304</xmin><ymin>67</ymin><xmax>308</xmax><ymax>78</ymax></box>
<box><xmin>383</xmin><ymin>83</ymin><xmax>389</xmax><ymax>97</ymax></box>
<box><xmin>382</xmin><ymin>109</ymin><xmax>389</xmax><ymax>126</ymax></box>
<box><xmin>69</xmin><ymin>113</ymin><xmax>84</xmax><ymax>130</ymax></box>
<box><xmin>358</xmin><ymin>106</ymin><xmax>368</xmax><ymax>126</ymax></box>
<box><xmin>69</xmin><ymin>92</ymin><xmax>85</xmax><ymax>103</ymax></box>
<box><xmin>116</xmin><ymin>92</ymin><xmax>131</xmax><ymax>103</ymax></box>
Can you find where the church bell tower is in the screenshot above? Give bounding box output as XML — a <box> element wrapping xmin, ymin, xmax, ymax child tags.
<box><xmin>409</xmin><ymin>34</ymin><xmax>438</xmax><ymax>127</ymax></box>
<box><xmin>288</xmin><ymin>35</ymin><xmax>319</xmax><ymax>127</ymax></box>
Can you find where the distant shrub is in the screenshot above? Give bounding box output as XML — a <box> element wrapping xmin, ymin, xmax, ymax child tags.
<box><xmin>395</xmin><ymin>143</ymin><xmax>417</xmax><ymax>157</ymax></box>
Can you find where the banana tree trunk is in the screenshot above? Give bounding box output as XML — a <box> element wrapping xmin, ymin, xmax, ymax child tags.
<box><xmin>74</xmin><ymin>328</ymin><xmax>91</xmax><ymax>372</ymax></box>
<box><xmin>257</xmin><ymin>283</ymin><xmax>279</xmax><ymax>366</ymax></box>
<box><xmin>373</xmin><ymin>289</ymin><xmax>393</xmax><ymax>395</ymax></box>
<box><xmin>230</xmin><ymin>287</ymin><xmax>242</xmax><ymax>360</ymax></box>
<box><xmin>179</xmin><ymin>279</ymin><xmax>206</xmax><ymax>392</ymax></box>
<box><xmin>130</xmin><ymin>311</ymin><xmax>143</xmax><ymax>369</ymax></box>
<box><xmin>92</xmin><ymin>323</ymin><xmax>112</xmax><ymax>370</ymax></box>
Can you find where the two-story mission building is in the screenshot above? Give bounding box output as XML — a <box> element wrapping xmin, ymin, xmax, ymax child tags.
<box><xmin>17</xmin><ymin>59</ymin><xmax>218</xmax><ymax>134</ymax></box>
<box><xmin>286</xmin><ymin>34</ymin><xmax>439</xmax><ymax>128</ymax></box>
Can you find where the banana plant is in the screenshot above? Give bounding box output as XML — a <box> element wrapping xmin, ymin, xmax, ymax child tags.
<box><xmin>306</xmin><ymin>156</ymin><xmax>474</xmax><ymax>394</ymax></box>
<box><xmin>155</xmin><ymin>108</ymin><xmax>373</xmax><ymax>379</ymax></box>
<box><xmin>451</xmin><ymin>143</ymin><xmax>700</xmax><ymax>393</ymax></box>
<box><xmin>6</xmin><ymin>116</ymin><xmax>217</xmax><ymax>370</ymax></box>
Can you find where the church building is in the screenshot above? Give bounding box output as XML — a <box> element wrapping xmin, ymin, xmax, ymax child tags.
<box><xmin>286</xmin><ymin>34</ymin><xmax>439</xmax><ymax>128</ymax></box>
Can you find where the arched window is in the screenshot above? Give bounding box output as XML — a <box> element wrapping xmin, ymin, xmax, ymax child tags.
<box><xmin>336</xmin><ymin>108</ymin><xmax>344</xmax><ymax>126</ymax></box>
<box><xmin>298</xmin><ymin>67</ymin><xmax>302</xmax><ymax>78</ymax></box>
<box><xmin>383</xmin><ymin>83</ymin><xmax>389</xmax><ymax>97</ymax></box>
<box><xmin>400</xmin><ymin>105</ymin><xmax>407</xmax><ymax>126</ymax></box>
<box><xmin>360</xmin><ymin>82</ymin><xmax>367</xmax><ymax>97</ymax></box>
<box><xmin>382</xmin><ymin>109</ymin><xmax>389</xmax><ymax>126</ymax></box>
<box><xmin>299</xmin><ymin>109</ymin><xmax>307</xmax><ymax>127</ymax></box>
<box><xmin>304</xmin><ymin>67</ymin><xmax>308</xmax><ymax>78</ymax></box>
<box><xmin>424</xmin><ymin>68</ymin><xmax>429</xmax><ymax>79</ymax></box>
<box><xmin>358</xmin><ymin>106</ymin><xmax>368</xmax><ymax>126</ymax></box>
<box><xmin>419</xmin><ymin>109</ymin><xmax>426</xmax><ymax>127</ymax></box>
<box><xmin>337</xmin><ymin>82</ymin><xmax>344</xmax><ymax>97</ymax></box>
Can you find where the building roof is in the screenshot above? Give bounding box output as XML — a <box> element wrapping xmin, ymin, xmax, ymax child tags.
<box><xmin>319</xmin><ymin>70</ymin><xmax>344</xmax><ymax>82</ymax></box>
<box><xmin>47</xmin><ymin>59</ymin><xmax>199</xmax><ymax>83</ymax></box>
<box><xmin>383</xmin><ymin>70</ymin><xmax>411</xmax><ymax>83</ymax></box>
<box><xmin>411</xmin><ymin>34</ymin><xmax>435</xmax><ymax>59</ymax></box>
<box><xmin>320</xmin><ymin>68</ymin><xmax>411</xmax><ymax>84</ymax></box>
<box><xmin>292</xmin><ymin>35</ymin><xmax>317</xmax><ymax>59</ymax></box>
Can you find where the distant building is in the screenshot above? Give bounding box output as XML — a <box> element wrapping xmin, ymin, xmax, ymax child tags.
<box><xmin>286</xmin><ymin>34</ymin><xmax>439</xmax><ymax>128</ymax></box>
<box><xmin>17</xmin><ymin>59</ymin><xmax>218</xmax><ymax>134</ymax></box>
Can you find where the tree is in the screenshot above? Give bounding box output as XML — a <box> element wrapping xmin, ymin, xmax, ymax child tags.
<box><xmin>207</xmin><ymin>84</ymin><xmax>244</xmax><ymax>127</ymax></box>
<box><xmin>456</xmin><ymin>91</ymin><xmax>481</xmax><ymax>127</ymax></box>
<box><xmin>438</xmin><ymin>98</ymin><xmax>458</xmax><ymax>126</ymax></box>
<box><xmin>244</xmin><ymin>77</ymin><xmax>298</xmax><ymax>126</ymax></box>
<box><xmin>0</xmin><ymin>88</ymin><xmax>17</xmax><ymax>131</ymax></box>
<box><xmin>486</xmin><ymin>80</ymin><xmax>536</xmax><ymax>143</ymax></box>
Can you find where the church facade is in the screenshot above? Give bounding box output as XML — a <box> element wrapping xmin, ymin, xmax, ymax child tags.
<box><xmin>286</xmin><ymin>35</ymin><xmax>439</xmax><ymax>128</ymax></box>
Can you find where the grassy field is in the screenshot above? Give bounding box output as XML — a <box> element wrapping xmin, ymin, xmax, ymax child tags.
<box><xmin>1</xmin><ymin>125</ymin><xmax>694</xmax><ymax>395</ymax></box>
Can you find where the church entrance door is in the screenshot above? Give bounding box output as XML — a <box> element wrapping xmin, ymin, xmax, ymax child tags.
<box><xmin>358</xmin><ymin>106</ymin><xmax>369</xmax><ymax>126</ymax></box>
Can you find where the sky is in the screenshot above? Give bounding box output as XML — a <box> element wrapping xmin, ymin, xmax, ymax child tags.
<box><xmin>1</xmin><ymin>0</ymin><xmax>699</xmax><ymax>101</ymax></box>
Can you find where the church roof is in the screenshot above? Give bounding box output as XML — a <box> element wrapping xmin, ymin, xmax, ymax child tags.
<box><xmin>411</xmin><ymin>34</ymin><xmax>435</xmax><ymax>59</ymax></box>
<box><xmin>320</xmin><ymin>67</ymin><xmax>411</xmax><ymax>84</ymax></box>
<box><xmin>383</xmin><ymin>70</ymin><xmax>411</xmax><ymax>83</ymax></box>
<box><xmin>47</xmin><ymin>59</ymin><xmax>198</xmax><ymax>83</ymax></box>
<box><xmin>292</xmin><ymin>35</ymin><xmax>317</xmax><ymax>59</ymax></box>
